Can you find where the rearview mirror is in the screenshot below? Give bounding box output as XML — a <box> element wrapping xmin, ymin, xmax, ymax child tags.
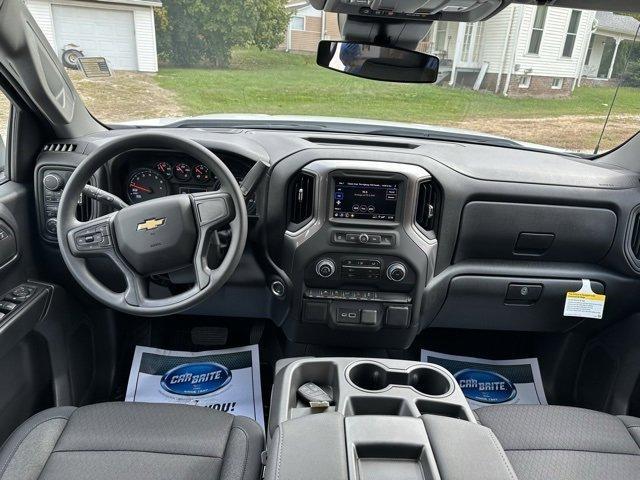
<box><xmin>316</xmin><ymin>41</ymin><xmax>439</xmax><ymax>83</ymax></box>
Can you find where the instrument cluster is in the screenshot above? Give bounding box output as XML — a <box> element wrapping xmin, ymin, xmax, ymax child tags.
<box><xmin>114</xmin><ymin>150</ymin><xmax>257</xmax><ymax>214</ymax></box>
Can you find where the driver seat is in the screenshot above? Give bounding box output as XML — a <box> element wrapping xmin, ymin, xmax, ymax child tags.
<box><xmin>0</xmin><ymin>402</ymin><xmax>264</xmax><ymax>480</ymax></box>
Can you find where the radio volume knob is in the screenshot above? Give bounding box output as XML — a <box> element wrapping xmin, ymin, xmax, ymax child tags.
<box><xmin>43</xmin><ymin>173</ymin><xmax>64</xmax><ymax>191</ymax></box>
<box><xmin>387</xmin><ymin>262</ymin><xmax>407</xmax><ymax>282</ymax></box>
<box><xmin>316</xmin><ymin>259</ymin><xmax>336</xmax><ymax>278</ymax></box>
<box><xmin>358</xmin><ymin>233</ymin><xmax>369</xmax><ymax>244</ymax></box>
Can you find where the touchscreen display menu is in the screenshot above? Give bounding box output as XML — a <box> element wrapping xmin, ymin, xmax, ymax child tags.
<box><xmin>333</xmin><ymin>178</ymin><xmax>399</xmax><ymax>221</ymax></box>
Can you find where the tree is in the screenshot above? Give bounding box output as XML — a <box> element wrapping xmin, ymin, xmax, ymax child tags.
<box><xmin>156</xmin><ymin>0</ymin><xmax>289</xmax><ymax>68</ymax></box>
<box><xmin>254</xmin><ymin>0</ymin><xmax>292</xmax><ymax>50</ymax></box>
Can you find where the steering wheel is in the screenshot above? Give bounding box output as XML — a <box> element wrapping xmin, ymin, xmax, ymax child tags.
<box><xmin>57</xmin><ymin>132</ymin><xmax>248</xmax><ymax>316</ymax></box>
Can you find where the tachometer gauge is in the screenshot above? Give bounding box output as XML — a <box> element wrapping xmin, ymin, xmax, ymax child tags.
<box><xmin>194</xmin><ymin>164</ymin><xmax>211</xmax><ymax>183</ymax></box>
<box><xmin>155</xmin><ymin>161</ymin><xmax>173</xmax><ymax>179</ymax></box>
<box><xmin>127</xmin><ymin>169</ymin><xmax>169</xmax><ymax>204</ymax></box>
<box><xmin>174</xmin><ymin>163</ymin><xmax>192</xmax><ymax>181</ymax></box>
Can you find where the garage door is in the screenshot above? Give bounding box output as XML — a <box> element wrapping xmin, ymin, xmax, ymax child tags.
<box><xmin>52</xmin><ymin>5</ymin><xmax>138</xmax><ymax>71</ymax></box>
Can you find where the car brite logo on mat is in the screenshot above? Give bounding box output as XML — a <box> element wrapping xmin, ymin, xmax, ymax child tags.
<box><xmin>454</xmin><ymin>369</ymin><xmax>517</xmax><ymax>404</ymax></box>
<box><xmin>161</xmin><ymin>362</ymin><xmax>232</xmax><ymax>396</ymax></box>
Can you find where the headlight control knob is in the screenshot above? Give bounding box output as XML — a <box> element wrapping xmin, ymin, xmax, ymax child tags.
<box><xmin>315</xmin><ymin>259</ymin><xmax>336</xmax><ymax>278</ymax></box>
<box><xmin>43</xmin><ymin>173</ymin><xmax>64</xmax><ymax>191</ymax></box>
<box><xmin>387</xmin><ymin>262</ymin><xmax>407</xmax><ymax>282</ymax></box>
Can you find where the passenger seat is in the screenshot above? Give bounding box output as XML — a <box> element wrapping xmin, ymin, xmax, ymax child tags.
<box><xmin>476</xmin><ymin>405</ymin><xmax>640</xmax><ymax>480</ymax></box>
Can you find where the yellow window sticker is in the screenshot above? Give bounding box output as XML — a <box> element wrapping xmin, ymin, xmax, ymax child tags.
<box><xmin>563</xmin><ymin>279</ymin><xmax>605</xmax><ymax>320</ymax></box>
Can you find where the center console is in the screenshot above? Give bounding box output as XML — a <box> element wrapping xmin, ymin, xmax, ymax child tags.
<box><xmin>265</xmin><ymin>358</ymin><xmax>517</xmax><ymax>480</ymax></box>
<box><xmin>279</xmin><ymin>160</ymin><xmax>438</xmax><ymax>349</ymax></box>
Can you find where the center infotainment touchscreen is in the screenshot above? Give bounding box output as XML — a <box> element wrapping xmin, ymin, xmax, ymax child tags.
<box><xmin>333</xmin><ymin>178</ymin><xmax>399</xmax><ymax>221</ymax></box>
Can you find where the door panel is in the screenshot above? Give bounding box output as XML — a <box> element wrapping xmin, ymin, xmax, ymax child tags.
<box><xmin>0</xmin><ymin>180</ymin><xmax>58</xmax><ymax>440</ymax></box>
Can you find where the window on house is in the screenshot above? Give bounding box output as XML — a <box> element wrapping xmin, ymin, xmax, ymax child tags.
<box><xmin>584</xmin><ymin>34</ymin><xmax>595</xmax><ymax>65</ymax></box>
<box><xmin>461</xmin><ymin>23</ymin><xmax>474</xmax><ymax>62</ymax></box>
<box><xmin>551</xmin><ymin>78</ymin><xmax>564</xmax><ymax>89</ymax></box>
<box><xmin>562</xmin><ymin>10</ymin><xmax>581</xmax><ymax>57</ymax></box>
<box><xmin>0</xmin><ymin>92</ymin><xmax>9</xmax><ymax>183</ymax></box>
<box><xmin>528</xmin><ymin>6</ymin><xmax>548</xmax><ymax>55</ymax></box>
<box><xmin>435</xmin><ymin>22</ymin><xmax>448</xmax><ymax>51</ymax></box>
<box><xmin>519</xmin><ymin>75</ymin><xmax>532</xmax><ymax>88</ymax></box>
<box><xmin>290</xmin><ymin>15</ymin><xmax>305</xmax><ymax>31</ymax></box>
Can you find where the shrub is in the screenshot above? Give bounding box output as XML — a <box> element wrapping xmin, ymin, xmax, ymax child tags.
<box><xmin>156</xmin><ymin>0</ymin><xmax>290</xmax><ymax>68</ymax></box>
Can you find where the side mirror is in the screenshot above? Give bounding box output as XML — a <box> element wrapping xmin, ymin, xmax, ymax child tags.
<box><xmin>316</xmin><ymin>40</ymin><xmax>439</xmax><ymax>83</ymax></box>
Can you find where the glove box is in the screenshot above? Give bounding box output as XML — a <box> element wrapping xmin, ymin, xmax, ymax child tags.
<box><xmin>430</xmin><ymin>276</ymin><xmax>605</xmax><ymax>331</ymax></box>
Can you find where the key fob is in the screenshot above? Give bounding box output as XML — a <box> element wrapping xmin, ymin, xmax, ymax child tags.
<box><xmin>297</xmin><ymin>382</ymin><xmax>333</xmax><ymax>408</ymax></box>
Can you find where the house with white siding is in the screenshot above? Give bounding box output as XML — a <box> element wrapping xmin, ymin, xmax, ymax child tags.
<box><xmin>285</xmin><ymin>2</ymin><xmax>639</xmax><ymax>96</ymax></box>
<box><xmin>420</xmin><ymin>6</ymin><xmax>639</xmax><ymax>96</ymax></box>
<box><xmin>25</xmin><ymin>0</ymin><xmax>161</xmax><ymax>72</ymax></box>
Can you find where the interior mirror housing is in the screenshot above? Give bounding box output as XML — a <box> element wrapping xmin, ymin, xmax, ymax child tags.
<box><xmin>317</xmin><ymin>41</ymin><xmax>439</xmax><ymax>83</ymax></box>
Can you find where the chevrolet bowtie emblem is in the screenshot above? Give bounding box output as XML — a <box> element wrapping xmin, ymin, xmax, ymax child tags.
<box><xmin>137</xmin><ymin>217</ymin><xmax>166</xmax><ymax>231</ymax></box>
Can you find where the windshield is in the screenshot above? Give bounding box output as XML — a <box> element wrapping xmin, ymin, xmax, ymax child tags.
<box><xmin>37</xmin><ymin>2</ymin><xmax>640</xmax><ymax>154</ymax></box>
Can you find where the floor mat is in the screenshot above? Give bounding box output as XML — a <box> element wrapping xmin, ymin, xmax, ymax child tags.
<box><xmin>125</xmin><ymin>344</ymin><xmax>264</xmax><ymax>429</ymax></box>
<box><xmin>421</xmin><ymin>349</ymin><xmax>548</xmax><ymax>410</ymax></box>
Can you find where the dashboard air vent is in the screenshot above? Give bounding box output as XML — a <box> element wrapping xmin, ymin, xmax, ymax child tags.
<box><xmin>43</xmin><ymin>143</ymin><xmax>77</xmax><ymax>152</ymax></box>
<box><xmin>630</xmin><ymin>211</ymin><xmax>640</xmax><ymax>261</ymax></box>
<box><xmin>288</xmin><ymin>172</ymin><xmax>315</xmax><ymax>226</ymax></box>
<box><xmin>415</xmin><ymin>179</ymin><xmax>442</xmax><ymax>234</ymax></box>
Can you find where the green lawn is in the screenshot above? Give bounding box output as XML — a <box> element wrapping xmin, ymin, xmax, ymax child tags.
<box><xmin>156</xmin><ymin>50</ymin><xmax>640</xmax><ymax>152</ymax></box>
<box><xmin>156</xmin><ymin>49</ymin><xmax>639</xmax><ymax>123</ymax></box>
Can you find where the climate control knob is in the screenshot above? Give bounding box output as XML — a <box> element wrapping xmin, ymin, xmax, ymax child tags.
<box><xmin>386</xmin><ymin>262</ymin><xmax>407</xmax><ymax>282</ymax></box>
<box><xmin>43</xmin><ymin>173</ymin><xmax>64</xmax><ymax>191</ymax></box>
<box><xmin>315</xmin><ymin>259</ymin><xmax>336</xmax><ymax>278</ymax></box>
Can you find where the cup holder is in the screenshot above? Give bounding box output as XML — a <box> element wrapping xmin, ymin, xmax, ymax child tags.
<box><xmin>348</xmin><ymin>363</ymin><xmax>389</xmax><ymax>391</ymax></box>
<box><xmin>408</xmin><ymin>368</ymin><xmax>452</xmax><ymax>396</ymax></box>
<box><xmin>347</xmin><ymin>362</ymin><xmax>453</xmax><ymax>397</ymax></box>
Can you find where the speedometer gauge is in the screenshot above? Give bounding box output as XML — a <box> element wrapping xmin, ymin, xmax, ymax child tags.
<box><xmin>127</xmin><ymin>169</ymin><xmax>169</xmax><ymax>204</ymax></box>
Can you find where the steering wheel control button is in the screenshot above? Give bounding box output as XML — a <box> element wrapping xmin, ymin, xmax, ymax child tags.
<box><xmin>43</xmin><ymin>173</ymin><xmax>64</xmax><ymax>191</ymax></box>
<box><xmin>73</xmin><ymin>222</ymin><xmax>112</xmax><ymax>252</ymax></box>
<box><xmin>387</xmin><ymin>262</ymin><xmax>407</xmax><ymax>282</ymax></box>
<box><xmin>316</xmin><ymin>259</ymin><xmax>336</xmax><ymax>278</ymax></box>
